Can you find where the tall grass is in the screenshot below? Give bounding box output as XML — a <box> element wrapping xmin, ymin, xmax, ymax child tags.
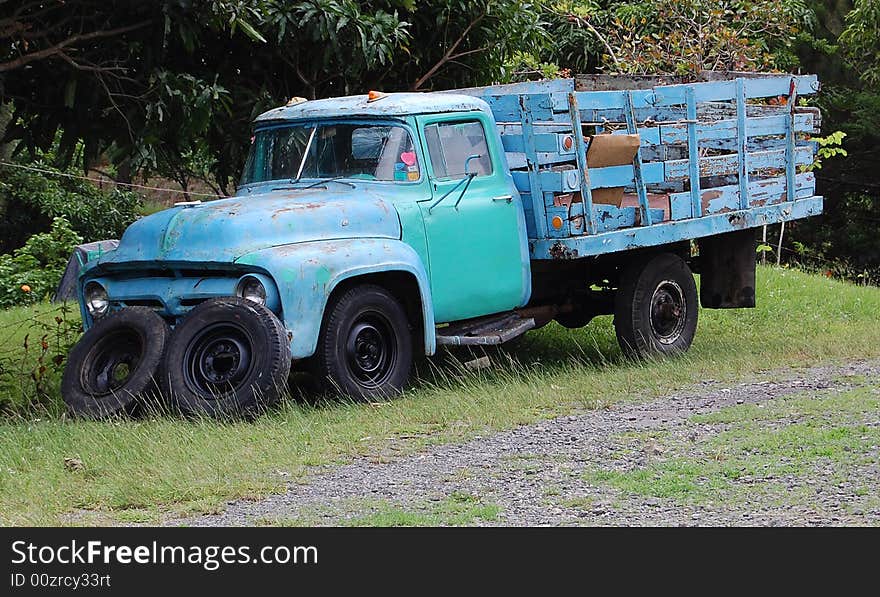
<box><xmin>1</xmin><ymin>266</ymin><xmax>879</xmax><ymax>525</ymax></box>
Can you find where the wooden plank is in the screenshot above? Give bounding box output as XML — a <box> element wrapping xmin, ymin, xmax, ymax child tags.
<box><xmin>785</xmin><ymin>78</ymin><xmax>798</xmax><ymax>202</ymax></box>
<box><xmin>555</xmin><ymin>89</ymin><xmax>656</xmax><ymax>112</ymax></box>
<box><xmin>546</xmin><ymin>205</ymin><xmax>569</xmax><ymax>238</ymax></box>
<box><xmin>651</xmin><ymin>75</ymin><xmax>818</xmax><ymax>106</ymax></box>
<box><xmin>567</xmin><ymin>202</ymin><xmax>639</xmax><ymax>235</ymax></box>
<box><xmin>670</xmin><ymin>193</ymin><xmax>692</xmax><ymax>221</ymax></box>
<box><xmin>500</xmin><ymin>132</ymin><xmax>574</xmax><ymax>154</ymax></box>
<box><xmin>686</xmin><ymin>86</ymin><xmax>701</xmax><ymax>218</ymax></box>
<box><xmin>663</xmin><ymin>146</ymin><xmax>812</xmax><ymax>180</ymax></box>
<box><xmin>659</xmin><ymin>113</ymin><xmax>814</xmax><ymax>144</ymax></box>
<box><xmin>530</xmin><ymin>196</ymin><xmax>823</xmax><ymax>259</ymax></box>
<box><xmin>506</xmin><ymin>152</ymin><xmax>578</xmax><ymax>169</ymax></box>
<box><xmin>668</xmin><ymin>172</ymin><xmax>815</xmax><ymax>215</ymax></box>
<box><xmin>610</xmin><ymin>113</ymin><xmax>814</xmax><ymax>147</ymax></box>
<box><xmin>736</xmin><ymin>78</ymin><xmax>750</xmax><ymax>209</ymax></box>
<box><xmin>518</xmin><ymin>95</ymin><xmax>548</xmax><ymax>238</ymax></box>
<box><xmin>511</xmin><ymin>146</ymin><xmax>812</xmax><ymax>190</ymax></box>
<box><xmin>567</xmin><ymin>92</ymin><xmax>597</xmax><ymax>235</ymax></box>
<box><xmin>511</xmin><ymin>161</ymin><xmax>666</xmax><ymax>194</ymax></box>
<box><xmin>487</xmin><ymin>93</ymin><xmax>559</xmax><ymax>122</ymax></box>
<box><xmin>625</xmin><ymin>91</ymin><xmax>652</xmax><ymax>226</ymax></box>
<box><xmin>453</xmin><ymin>78</ymin><xmax>575</xmax><ymax>97</ymax></box>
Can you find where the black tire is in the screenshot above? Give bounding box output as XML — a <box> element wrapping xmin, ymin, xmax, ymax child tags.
<box><xmin>314</xmin><ymin>284</ymin><xmax>413</xmax><ymax>400</ymax></box>
<box><xmin>164</xmin><ymin>297</ymin><xmax>291</xmax><ymax>417</ymax></box>
<box><xmin>61</xmin><ymin>307</ymin><xmax>170</xmax><ymax>418</ymax></box>
<box><xmin>614</xmin><ymin>253</ymin><xmax>698</xmax><ymax>359</ymax></box>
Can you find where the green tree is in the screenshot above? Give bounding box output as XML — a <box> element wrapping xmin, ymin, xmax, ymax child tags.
<box><xmin>541</xmin><ymin>0</ymin><xmax>812</xmax><ymax>76</ymax></box>
<box><xmin>0</xmin><ymin>1</ymin><xmax>545</xmax><ymax>194</ymax></box>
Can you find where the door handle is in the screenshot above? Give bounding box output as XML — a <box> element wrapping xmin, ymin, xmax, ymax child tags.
<box><xmin>492</xmin><ymin>195</ymin><xmax>513</xmax><ymax>203</ymax></box>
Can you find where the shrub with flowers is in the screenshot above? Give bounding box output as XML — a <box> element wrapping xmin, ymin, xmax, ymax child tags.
<box><xmin>0</xmin><ymin>217</ymin><xmax>82</xmax><ymax>309</ymax></box>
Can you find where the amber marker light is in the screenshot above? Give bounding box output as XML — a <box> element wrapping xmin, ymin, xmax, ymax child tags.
<box><xmin>551</xmin><ymin>215</ymin><xmax>564</xmax><ymax>230</ymax></box>
<box><xmin>367</xmin><ymin>90</ymin><xmax>388</xmax><ymax>102</ymax></box>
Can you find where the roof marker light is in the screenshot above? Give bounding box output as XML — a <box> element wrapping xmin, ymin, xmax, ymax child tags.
<box><xmin>286</xmin><ymin>96</ymin><xmax>307</xmax><ymax>106</ymax></box>
<box><xmin>367</xmin><ymin>90</ymin><xmax>388</xmax><ymax>102</ymax></box>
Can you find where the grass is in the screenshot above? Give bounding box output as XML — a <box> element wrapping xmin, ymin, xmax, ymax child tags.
<box><xmin>583</xmin><ymin>383</ymin><xmax>880</xmax><ymax>507</ymax></box>
<box><xmin>1</xmin><ymin>266</ymin><xmax>880</xmax><ymax>525</ymax></box>
<box><xmin>253</xmin><ymin>492</ymin><xmax>501</xmax><ymax>527</ymax></box>
<box><xmin>340</xmin><ymin>492</ymin><xmax>501</xmax><ymax>527</ymax></box>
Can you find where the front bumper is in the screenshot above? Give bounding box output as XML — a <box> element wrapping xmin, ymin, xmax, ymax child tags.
<box><xmin>79</xmin><ymin>269</ymin><xmax>281</xmax><ymax>328</ymax></box>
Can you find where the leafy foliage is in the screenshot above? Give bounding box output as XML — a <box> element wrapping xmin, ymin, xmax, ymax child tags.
<box><xmin>839</xmin><ymin>0</ymin><xmax>880</xmax><ymax>86</ymax></box>
<box><xmin>0</xmin><ymin>218</ymin><xmax>82</xmax><ymax>309</ymax></box>
<box><xmin>786</xmin><ymin>0</ymin><xmax>880</xmax><ymax>284</ymax></box>
<box><xmin>0</xmin><ymin>162</ymin><xmax>140</xmax><ymax>253</ymax></box>
<box><xmin>546</xmin><ymin>0</ymin><xmax>811</xmax><ymax>75</ymax></box>
<box><xmin>0</xmin><ymin>1</ymin><xmax>545</xmax><ymax>193</ymax></box>
<box><xmin>804</xmin><ymin>131</ymin><xmax>847</xmax><ymax>171</ymax></box>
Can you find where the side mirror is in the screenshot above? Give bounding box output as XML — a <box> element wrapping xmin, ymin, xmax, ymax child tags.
<box><xmin>463</xmin><ymin>154</ymin><xmax>483</xmax><ymax>177</ymax></box>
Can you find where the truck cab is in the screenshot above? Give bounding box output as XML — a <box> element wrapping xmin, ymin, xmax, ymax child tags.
<box><xmin>67</xmin><ymin>93</ymin><xmax>533</xmax><ymax>417</ymax></box>
<box><xmin>240</xmin><ymin>92</ymin><xmax>532</xmax><ymax>327</ymax></box>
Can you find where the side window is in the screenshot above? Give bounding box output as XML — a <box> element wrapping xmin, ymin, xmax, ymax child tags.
<box><xmin>424</xmin><ymin>121</ymin><xmax>493</xmax><ymax>179</ymax></box>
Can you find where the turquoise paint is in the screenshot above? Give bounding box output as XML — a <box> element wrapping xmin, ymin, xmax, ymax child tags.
<box><xmin>414</xmin><ymin>111</ymin><xmax>531</xmax><ymax>323</ymax></box>
<box><xmin>234</xmin><ymin>238</ymin><xmax>436</xmax><ymax>357</ymax></box>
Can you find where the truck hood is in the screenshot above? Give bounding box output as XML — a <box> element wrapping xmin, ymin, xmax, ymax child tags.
<box><xmin>99</xmin><ymin>189</ymin><xmax>400</xmax><ymax>266</ymax></box>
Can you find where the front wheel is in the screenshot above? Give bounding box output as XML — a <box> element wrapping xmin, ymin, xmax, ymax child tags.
<box><xmin>314</xmin><ymin>284</ymin><xmax>413</xmax><ymax>400</ymax></box>
<box><xmin>164</xmin><ymin>297</ymin><xmax>291</xmax><ymax>417</ymax></box>
<box><xmin>614</xmin><ymin>253</ymin><xmax>698</xmax><ymax>359</ymax></box>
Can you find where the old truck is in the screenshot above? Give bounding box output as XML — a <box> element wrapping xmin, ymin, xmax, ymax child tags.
<box><xmin>62</xmin><ymin>73</ymin><xmax>824</xmax><ymax>417</ymax></box>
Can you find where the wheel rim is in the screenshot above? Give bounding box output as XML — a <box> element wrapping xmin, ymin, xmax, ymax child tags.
<box><xmin>183</xmin><ymin>322</ymin><xmax>254</xmax><ymax>397</ymax></box>
<box><xmin>81</xmin><ymin>329</ymin><xmax>143</xmax><ymax>397</ymax></box>
<box><xmin>345</xmin><ymin>312</ymin><xmax>397</xmax><ymax>388</ymax></box>
<box><xmin>649</xmin><ymin>280</ymin><xmax>687</xmax><ymax>344</ymax></box>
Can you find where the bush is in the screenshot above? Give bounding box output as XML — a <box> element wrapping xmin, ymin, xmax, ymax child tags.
<box><xmin>0</xmin><ymin>217</ymin><xmax>83</xmax><ymax>308</ymax></box>
<box><xmin>0</xmin><ymin>302</ymin><xmax>81</xmax><ymax>416</ymax></box>
<box><xmin>0</xmin><ymin>162</ymin><xmax>141</xmax><ymax>253</ymax></box>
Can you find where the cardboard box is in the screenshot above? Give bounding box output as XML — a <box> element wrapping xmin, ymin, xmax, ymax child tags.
<box><xmin>586</xmin><ymin>133</ymin><xmax>641</xmax><ymax>206</ymax></box>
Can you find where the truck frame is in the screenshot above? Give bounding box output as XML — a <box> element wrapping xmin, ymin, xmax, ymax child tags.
<box><xmin>62</xmin><ymin>73</ymin><xmax>823</xmax><ymax>418</ymax></box>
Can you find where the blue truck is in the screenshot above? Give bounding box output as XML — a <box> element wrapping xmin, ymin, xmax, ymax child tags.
<box><xmin>62</xmin><ymin>73</ymin><xmax>823</xmax><ymax>417</ymax></box>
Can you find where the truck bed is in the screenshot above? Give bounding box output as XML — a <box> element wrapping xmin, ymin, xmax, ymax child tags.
<box><xmin>454</xmin><ymin>74</ymin><xmax>823</xmax><ymax>260</ymax></box>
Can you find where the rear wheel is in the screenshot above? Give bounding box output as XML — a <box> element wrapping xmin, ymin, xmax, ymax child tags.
<box><xmin>61</xmin><ymin>307</ymin><xmax>169</xmax><ymax>418</ymax></box>
<box><xmin>164</xmin><ymin>297</ymin><xmax>290</xmax><ymax>417</ymax></box>
<box><xmin>614</xmin><ymin>253</ymin><xmax>698</xmax><ymax>359</ymax></box>
<box><xmin>314</xmin><ymin>284</ymin><xmax>412</xmax><ymax>400</ymax></box>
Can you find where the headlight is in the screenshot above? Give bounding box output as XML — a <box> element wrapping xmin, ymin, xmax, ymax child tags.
<box><xmin>84</xmin><ymin>282</ymin><xmax>110</xmax><ymax>318</ymax></box>
<box><xmin>236</xmin><ymin>276</ymin><xmax>267</xmax><ymax>305</ymax></box>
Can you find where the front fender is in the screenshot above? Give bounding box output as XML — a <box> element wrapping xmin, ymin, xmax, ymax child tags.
<box><xmin>235</xmin><ymin>238</ymin><xmax>436</xmax><ymax>359</ymax></box>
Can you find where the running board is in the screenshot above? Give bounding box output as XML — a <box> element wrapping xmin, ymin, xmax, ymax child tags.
<box><xmin>436</xmin><ymin>313</ymin><xmax>535</xmax><ymax>346</ymax></box>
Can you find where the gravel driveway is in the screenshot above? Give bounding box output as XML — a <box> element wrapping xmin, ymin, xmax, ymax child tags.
<box><xmin>172</xmin><ymin>359</ymin><xmax>880</xmax><ymax>527</ymax></box>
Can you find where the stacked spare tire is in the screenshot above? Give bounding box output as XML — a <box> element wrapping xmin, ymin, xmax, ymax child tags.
<box><xmin>62</xmin><ymin>298</ymin><xmax>291</xmax><ymax>419</ymax></box>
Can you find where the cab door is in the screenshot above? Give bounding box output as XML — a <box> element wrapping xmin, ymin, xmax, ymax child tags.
<box><xmin>416</xmin><ymin>113</ymin><xmax>530</xmax><ymax>323</ymax></box>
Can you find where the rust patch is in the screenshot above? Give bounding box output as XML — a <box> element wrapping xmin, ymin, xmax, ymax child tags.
<box><xmin>548</xmin><ymin>242</ymin><xmax>578</xmax><ymax>260</ymax></box>
<box><xmin>700</xmin><ymin>189</ymin><xmax>723</xmax><ymax>212</ymax></box>
<box><xmin>727</xmin><ymin>213</ymin><xmax>746</xmax><ymax>226</ymax></box>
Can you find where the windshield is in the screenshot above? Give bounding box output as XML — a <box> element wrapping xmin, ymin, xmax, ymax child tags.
<box><xmin>240</xmin><ymin>122</ymin><xmax>420</xmax><ymax>186</ymax></box>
